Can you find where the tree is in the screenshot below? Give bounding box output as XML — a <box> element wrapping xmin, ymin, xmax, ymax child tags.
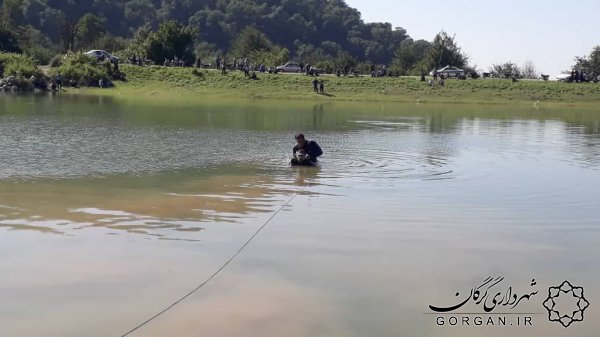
<box><xmin>250</xmin><ymin>47</ymin><xmax>289</xmax><ymax>67</ymax></box>
<box><xmin>0</xmin><ymin>0</ymin><xmax>474</xmax><ymax>67</ymax></box>
<box><xmin>58</xmin><ymin>13</ymin><xmax>79</xmax><ymax>52</ymax></box>
<box><xmin>230</xmin><ymin>26</ymin><xmax>273</xmax><ymax>57</ymax></box>
<box><xmin>489</xmin><ymin>62</ymin><xmax>521</xmax><ymax>78</ymax></box>
<box><xmin>574</xmin><ymin>45</ymin><xmax>600</xmax><ymax>75</ymax></box>
<box><xmin>146</xmin><ymin>21</ymin><xmax>196</xmax><ymax>64</ymax></box>
<box><xmin>127</xmin><ymin>23</ymin><xmax>153</xmax><ymax>56</ymax></box>
<box><xmin>0</xmin><ymin>28</ymin><xmax>22</xmax><ymax>53</ymax></box>
<box><xmin>76</xmin><ymin>14</ymin><xmax>106</xmax><ymax>49</ymax></box>
<box><xmin>521</xmin><ymin>60</ymin><xmax>538</xmax><ymax>79</ymax></box>
<box><xmin>391</xmin><ymin>39</ymin><xmax>432</xmax><ymax>75</ymax></box>
<box><xmin>0</xmin><ymin>0</ymin><xmax>26</xmax><ymax>28</ymax></box>
<box><xmin>424</xmin><ymin>31</ymin><xmax>468</xmax><ymax>70</ymax></box>
<box><xmin>124</xmin><ymin>0</ymin><xmax>157</xmax><ymax>29</ymax></box>
<box><xmin>47</xmin><ymin>0</ymin><xmax>89</xmax><ymax>52</ymax></box>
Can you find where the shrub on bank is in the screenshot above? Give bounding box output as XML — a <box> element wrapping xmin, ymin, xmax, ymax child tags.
<box><xmin>0</xmin><ymin>53</ymin><xmax>46</xmax><ymax>90</ymax></box>
<box><xmin>51</xmin><ymin>52</ymin><xmax>111</xmax><ymax>86</ymax></box>
<box><xmin>49</xmin><ymin>55</ymin><xmax>63</xmax><ymax>68</ymax></box>
<box><xmin>0</xmin><ymin>53</ymin><xmax>44</xmax><ymax>78</ymax></box>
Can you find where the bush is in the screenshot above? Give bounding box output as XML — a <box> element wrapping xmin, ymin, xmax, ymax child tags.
<box><xmin>0</xmin><ymin>53</ymin><xmax>43</xmax><ymax>78</ymax></box>
<box><xmin>52</xmin><ymin>52</ymin><xmax>111</xmax><ymax>86</ymax></box>
<box><xmin>24</xmin><ymin>46</ymin><xmax>56</xmax><ymax>65</ymax></box>
<box><xmin>49</xmin><ymin>55</ymin><xmax>63</xmax><ymax>68</ymax></box>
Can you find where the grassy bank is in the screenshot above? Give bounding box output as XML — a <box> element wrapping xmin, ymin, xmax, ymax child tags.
<box><xmin>69</xmin><ymin>64</ymin><xmax>600</xmax><ymax>104</ymax></box>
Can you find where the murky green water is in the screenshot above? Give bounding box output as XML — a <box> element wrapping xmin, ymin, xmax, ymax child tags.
<box><xmin>0</xmin><ymin>93</ymin><xmax>599</xmax><ymax>336</ymax></box>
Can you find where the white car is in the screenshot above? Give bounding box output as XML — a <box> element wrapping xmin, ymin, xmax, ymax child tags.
<box><xmin>556</xmin><ymin>73</ymin><xmax>571</xmax><ymax>82</ymax></box>
<box><xmin>276</xmin><ymin>62</ymin><xmax>301</xmax><ymax>73</ymax></box>
<box><xmin>430</xmin><ymin>66</ymin><xmax>465</xmax><ymax>78</ymax></box>
<box><xmin>85</xmin><ymin>50</ymin><xmax>119</xmax><ymax>62</ymax></box>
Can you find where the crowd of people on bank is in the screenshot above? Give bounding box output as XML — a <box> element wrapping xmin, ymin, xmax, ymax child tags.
<box><xmin>567</xmin><ymin>69</ymin><xmax>598</xmax><ymax>83</ymax></box>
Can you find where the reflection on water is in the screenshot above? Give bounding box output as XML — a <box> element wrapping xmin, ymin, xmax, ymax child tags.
<box><xmin>0</xmin><ymin>167</ymin><xmax>309</xmax><ymax>238</ymax></box>
<box><xmin>0</xmin><ymin>93</ymin><xmax>599</xmax><ymax>337</ymax></box>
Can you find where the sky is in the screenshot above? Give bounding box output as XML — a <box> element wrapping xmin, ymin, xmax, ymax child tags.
<box><xmin>345</xmin><ymin>0</ymin><xmax>600</xmax><ymax>76</ymax></box>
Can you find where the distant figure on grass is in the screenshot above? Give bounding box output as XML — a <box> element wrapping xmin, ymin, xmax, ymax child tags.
<box><xmin>312</xmin><ymin>78</ymin><xmax>319</xmax><ymax>92</ymax></box>
<box><xmin>319</xmin><ymin>79</ymin><xmax>324</xmax><ymax>93</ymax></box>
<box><xmin>291</xmin><ymin>133</ymin><xmax>323</xmax><ymax>166</ymax></box>
<box><xmin>55</xmin><ymin>73</ymin><xmax>63</xmax><ymax>90</ymax></box>
<box><xmin>221</xmin><ymin>60</ymin><xmax>227</xmax><ymax>75</ymax></box>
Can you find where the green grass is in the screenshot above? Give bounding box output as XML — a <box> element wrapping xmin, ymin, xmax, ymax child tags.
<box><xmin>70</xmin><ymin>64</ymin><xmax>600</xmax><ymax>105</ymax></box>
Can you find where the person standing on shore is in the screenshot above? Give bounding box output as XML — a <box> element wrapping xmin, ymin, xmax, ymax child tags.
<box><xmin>319</xmin><ymin>79</ymin><xmax>324</xmax><ymax>93</ymax></box>
<box><xmin>55</xmin><ymin>73</ymin><xmax>63</xmax><ymax>90</ymax></box>
<box><xmin>312</xmin><ymin>78</ymin><xmax>319</xmax><ymax>92</ymax></box>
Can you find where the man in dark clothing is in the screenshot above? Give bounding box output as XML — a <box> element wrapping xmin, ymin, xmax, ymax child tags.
<box><xmin>312</xmin><ymin>78</ymin><xmax>319</xmax><ymax>92</ymax></box>
<box><xmin>292</xmin><ymin>133</ymin><xmax>323</xmax><ymax>165</ymax></box>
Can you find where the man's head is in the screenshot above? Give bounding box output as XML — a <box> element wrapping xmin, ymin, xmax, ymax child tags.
<box><xmin>295</xmin><ymin>133</ymin><xmax>306</xmax><ymax>147</ymax></box>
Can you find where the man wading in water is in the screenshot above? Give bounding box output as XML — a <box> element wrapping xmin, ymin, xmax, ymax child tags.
<box><xmin>292</xmin><ymin>133</ymin><xmax>323</xmax><ymax>165</ymax></box>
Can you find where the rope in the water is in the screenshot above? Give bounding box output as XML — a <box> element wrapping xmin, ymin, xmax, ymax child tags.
<box><xmin>120</xmin><ymin>179</ymin><xmax>311</xmax><ymax>337</ymax></box>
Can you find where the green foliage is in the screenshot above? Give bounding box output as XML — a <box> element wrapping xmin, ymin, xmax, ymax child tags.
<box><xmin>49</xmin><ymin>55</ymin><xmax>63</xmax><ymax>67</ymax></box>
<box><xmin>96</xmin><ymin>34</ymin><xmax>128</xmax><ymax>53</ymax></box>
<box><xmin>8</xmin><ymin>25</ymin><xmax>59</xmax><ymax>64</ymax></box>
<box><xmin>334</xmin><ymin>52</ymin><xmax>357</xmax><ymax>70</ymax></box>
<box><xmin>574</xmin><ymin>45</ymin><xmax>600</xmax><ymax>75</ymax></box>
<box><xmin>390</xmin><ymin>39</ymin><xmax>432</xmax><ymax>75</ymax></box>
<box><xmin>1</xmin><ymin>0</ymin><xmax>26</xmax><ymax>28</ymax></box>
<box><xmin>249</xmin><ymin>47</ymin><xmax>289</xmax><ymax>67</ymax></box>
<box><xmin>0</xmin><ymin>27</ymin><xmax>22</xmax><ymax>53</ymax></box>
<box><xmin>230</xmin><ymin>26</ymin><xmax>273</xmax><ymax>57</ymax></box>
<box><xmin>521</xmin><ymin>60</ymin><xmax>538</xmax><ymax>79</ymax></box>
<box><xmin>424</xmin><ymin>31</ymin><xmax>468</xmax><ymax>70</ymax></box>
<box><xmin>24</xmin><ymin>46</ymin><xmax>55</xmax><ymax>65</ymax></box>
<box><xmin>52</xmin><ymin>52</ymin><xmax>110</xmax><ymax>86</ymax></box>
<box><xmin>146</xmin><ymin>21</ymin><xmax>196</xmax><ymax>65</ymax></box>
<box><xmin>194</xmin><ymin>41</ymin><xmax>220</xmax><ymax>64</ymax></box>
<box><xmin>125</xmin><ymin>23</ymin><xmax>152</xmax><ymax>57</ymax></box>
<box><xmin>0</xmin><ymin>52</ymin><xmax>43</xmax><ymax>78</ymax></box>
<box><xmin>490</xmin><ymin>62</ymin><xmax>521</xmax><ymax>78</ymax></box>
<box><xmin>76</xmin><ymin>13</ymin><xmax>106</xmax><ymax>49</ymax></box>
<box><xmin>0</xmin><ymin>0</ymin><xmax>416</xmax><ymax>65</ymax></box>
<box><xmin>295</xmin><ymin>42</ymin><xmax>328</xmax><ymax>65</ymax></box>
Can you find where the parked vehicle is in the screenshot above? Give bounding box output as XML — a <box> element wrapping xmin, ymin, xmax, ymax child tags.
<box><xmin>556</xmin><ymin>72</ymin><xmax>571</xmax><ymax>82</ymax></box>
<box><xmin>275</xmin><ymin>62</ymin><xmax>301</xmax><ymax>73</ymax></box>
<box><xmin>430</xmin><ymin>65</ymin><xmax>465</xmax><ymax>78</ymax></box>
<box><xmin>85</xmin><ymin>50</ymin><xmax>119</xmax><ymax>63</ymax></box>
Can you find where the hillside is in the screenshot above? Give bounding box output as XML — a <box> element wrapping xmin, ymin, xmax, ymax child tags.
<box><xmin>0</xmin><ymin>0</ymin><xmax>410</xmax><ymax>65</ymax></box>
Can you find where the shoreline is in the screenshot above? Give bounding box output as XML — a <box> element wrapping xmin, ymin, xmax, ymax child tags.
<box><xmin>27</xmin><ymin>64</ymin><xmax>600</xmax><ymax>106</ymax></box>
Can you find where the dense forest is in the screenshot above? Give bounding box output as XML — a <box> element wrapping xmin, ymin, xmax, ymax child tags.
<box><xmin>0</xmin><ymin>0</ymin><xmax>472</xmax><ymax>74</ymax></box>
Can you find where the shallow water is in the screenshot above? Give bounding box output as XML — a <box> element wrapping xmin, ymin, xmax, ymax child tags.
<box><xmin>0</xmin><ymin>93</ymin><xmax>599</xmax><ymax>336</ymax></box>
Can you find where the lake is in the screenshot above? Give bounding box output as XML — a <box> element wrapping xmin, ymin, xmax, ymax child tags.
<box><xmin>0</xmin><ymin>93</ymin><xmax>599</xmax><ymax>337</ymax></box>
